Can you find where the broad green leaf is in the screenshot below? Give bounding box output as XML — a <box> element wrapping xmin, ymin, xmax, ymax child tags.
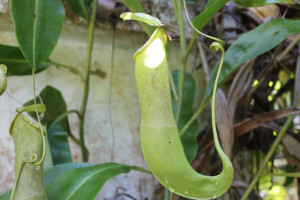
<box><xmin>186</xmin><ymin>0</ymin><xmax>199</xmax><ymax>4</ymax></box>
<box><xmin>24</xmin><ymin>86</ymin><xmax>73</xmax><ymax>165</ymax></box>
<box><xmin>206</xmin><ymin>0</ymin><xmax>221</xmax><ymax>8</ymax></box>
<box><xmin>46</xmin><ymin>163</ymin><xmax>132</xmax><ymax>200</ymax></box>
<box><xmin>171</xmin><ymin>71</ymin><xmax>199</xmax><ymax>162</ymax></box>
<box><xmin>24</xmin><ymin>86</ymin><xmax>70</xmax><ymax>132</ymax></box>
<box><xmin>120</xmin><ymin>0</ymin><xmax>155</xmax><ymax>36</ymax></box>
<box><xmin>193</xmin><ymin>0</ymin><xmax>229</xmax><ymax>31</ymax></box>
<box><xmin>9</xmin><ymin>114</ymin><xmax>46</xmax><ymax>200</ymax></box>
<box><xmin>121</xmin><ymin>12</ymin><xmax>163</xmax><ymax>27</ymax></box>
<box><xmin>44</xmin><ymin>136</ymin><xmax>54</xmax><ymax>170</ymax></box>
<box><xmin>0</xmin><ymin>44</ymin><xmax>50</xmax><ymax>76</ymax></box>
<box><xmin>44</xmin><ymin>163</ymin><xmax>92</xmax><ymax>186</ymax></box>
<box><xmin>0</xmin><ymin>64</ymin><xmax>7</xmax><ymax>95</ymax></box>
<box><xmin>120</xmin><ymin>0</ymin><xmax>145</xmax><ymax>12</ymax></box>
<box><xmin>66</xmin><ymin>0</ymin><xmax>92</xmax><ymax>21</ymax></box>
<box><xmin>204</xmin><ymin>19</ymin><xmax>300</xmax><ymax>106</ymax></box>
<box><xmin>47</xmin><ymin>123</ymin><xmax>72</xmax><ymax>165</ymax></box>
<box><xmin>0</xmin><ymin>163</ymin><xmax>92</xmax><ymax>200</ymax></box>
<box><xmin>233</xmin><ymin>0</ymin><xmax>294</xmax><ymax>7</ymax></box>
<box><xmin>11</xmin><ymin>0</ymin><xmax>65</xmax><ymax>69</ymax></box>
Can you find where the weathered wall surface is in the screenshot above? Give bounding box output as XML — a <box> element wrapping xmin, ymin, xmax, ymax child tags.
<box><xmin>0</xmin><ymin>10</ymin><xmax>201</xmax><ymax>199</ymax></box>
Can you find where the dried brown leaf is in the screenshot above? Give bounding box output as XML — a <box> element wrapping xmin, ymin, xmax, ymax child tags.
<box><xmin>228</xmin><ymin>60</ymin><xmax>255</xmax><ymax>118</ymax></box>
<box><xmin>231</xmin><ymin>180</ymin><xmax>249</xmax><ymax>189</ymax></box>
<box><xmin>282</xmin><ymin>134</ymin><xmax>300</xmax><ymax>171</ymax></box>
<box><xmin>294</xmin><ymin>40</ymin><xmax>300</xmax><ymax>106</ymax></box>
<box><xmin>235</xmin><ymin>107</ymin><xmax>300</xmax><ymax>136</ymax></box>
<box><xmin>283</xmin><ymin>134</ymin><xmax>300</xmax><ymax>160</ymax></box>
<box><xmin>215</xmin><ymin>89</ymin><xmax>234</xmax><ymax>157</ymax></box>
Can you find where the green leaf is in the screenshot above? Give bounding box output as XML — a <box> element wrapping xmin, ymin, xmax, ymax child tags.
<box><xmin>186</xmin><ymin>0</ymin><xmax>199</xmax><ymax>4</ymax></box>
<box><xmin>24</xmin><ymin>86</ymin><xmax>73</xmax><ymax>165</ymax></box>
<box><xmin>0</xmin><ymin>44</ymin><xmax>50</xmax><ymax>76</ymax></box>
<box><xmin>25</xmin><ymin>86</ymin><xmax>70</xmax><ymax>131</ymax></box>
<box><xmin>193</xmin><ymin>0</ymin><xmax>229</xmax><ymax>31</ymax></box>
<box><xmin>0</xmin><ymin>163</ymin><xmax>92</xmax><ymax>200</ymax></box>
<box><xmin>233</xmin><ymin>0</ymin><xmax>294</xmax><ymax>7</ymax></box>
<box><xmin>206</xmin><ymin>0</ymin><xmax>221</xmax><ymax>8</ymax></box>
<box><xmin>44</xmin><ymin>163</ymin><xmax>92</xmax><ymax>186</ymax></box>
<box><xmin>171</xmin><ymin>71</ymin><xmax>200</xmax><ymax>162</ymax></box>
<box><xmin>204</xmin><ymin>19</ymin><xmax>300</xmax><ymax>106</ymax></box>
<box><xmin>46</xmin><ymin>163</ymin><xmax>132</xmax><ymax>200</ymax></box>
<box><xmin>66</xmin><ymin>0</ymin><xmax>92</xmax><ymax>21</ymax></box>
<box><xmin>47</xmin><ymin>123</ymin><xmax>72</xmax><ymax>165</ymax></box>
<box><xmin>120</xmin><ymin>0</ymin><xmax>155</xmax><ymax>36</ymax></box>
<box><xmin>11</xmin><ymin>0</ymin><xmax>65</xmax><ymax>69</ymax></box>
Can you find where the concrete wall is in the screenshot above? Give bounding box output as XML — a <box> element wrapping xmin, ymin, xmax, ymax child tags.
<box><xmin>0</xmin><ymin>12</ymin><xmax>201</xmax><ymax>199</ymax></box>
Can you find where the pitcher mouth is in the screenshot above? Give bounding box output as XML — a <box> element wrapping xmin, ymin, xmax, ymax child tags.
<box><xmin>133</xmin><ymin>28</ymin><xmax>167</xmax><ymax>60</ymax></box>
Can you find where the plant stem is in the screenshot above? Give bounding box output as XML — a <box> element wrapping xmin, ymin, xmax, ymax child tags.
<box><xmin>170</xmin><ymin>0</ymin><xmax>179</xmax><ymax>21</ymax></box>
<box><xmin>210</xmin><ymin>43</ymin><xmax>225</xmax><ymax>153</ymax></box>
<box><xmin>179</xmin><ymin>99</ymin><xmax>208</xmax><ymax>136</ymax></box>
<box><xmin>32</xmin><ymin>68</ymin><xmax>46</xmax><ymax>166</ymax></box>
<box><xmin>131</xmin><ymin>166</ymin><xmax>152</xmax><ymax>174</ymax></box>
<box><xmin>169</xmin><ymin>70</ymin><xmax>178</xmax><ymax>100</ymax></box>
<box><xmin>79</xmin><ymin>0</ymin><xmax>98</xmax><ymax>162</ymax></box>
<box><xmin>261</xmin><ymin>172</ymin><xmax>300</xmax><ymax>178</ymax></box>
<box><xmin>164</xmin><ymin>1</ymin><xmax>186</xmax><ymax>199</ymax></box>
<box><xmin>197</xmin><ymin>40</ymin><xmax>210</xmax><ymax>81</ymax></box>
<box><xmin>179</xmin><ymin>41</ymin><xmax>210</xmax><ymax>137</ymax></box>
<box><xmin>174</xmin><ymin>0</ymin><xmax>187</xmax><ymax>124</ymax></box>
<box><xmin>241</xmin><ymin>116</ymin><xmax>294</xmax><ymax>200</ymax></box>
<box><xmin>277</xmin><ymin>34</ymin><xmax>300</xmax><ymax>61</ymax></box>
<box><xmin>47</xmin><ymin>109</ymin><xmax>82</xmax><ymax>145</ymax></box>
<box><xmin>79</xmin><ymin>0</ymin><xmax>90</xmax><ymax>21</ymax></box>
<box><xmin>179</xmin><ymin>0</ymin><xmax>226</xmax><ymax>137</ymax></box>
<box><xmin>47</xmin><ymin>60</ymin><xmax>85</xmax><ymax>81</ymax></box>
<box><xmin>164</xmin><ymin>189</ymin><xmax>173</xmax><ymax>200</ymax></box>
<box><xmin>49</xmin><ymin>110</ymin><xmax>82</xmax><ymax>129</ymax></box>
<box><xmin>185</xmin><ymin>34</ymin><xmax>197</xmax><ymax>60</ymax></box>
<box><xmin>183</xmin><ymin>0</ymin><xmax>224</xmax><ymax>46</ymax></box>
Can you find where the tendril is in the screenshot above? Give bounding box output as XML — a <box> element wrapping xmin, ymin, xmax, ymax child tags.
<box><xmin>182</xmin><ymin>0</ymin><xmax>225</xmax><ymax>47</ymax></box>
<box><xmin>210</xmin><ymin>42</ymin><xmax>223</xmax><ymax>52</ymax></box>
<box><xmin>211</xmin><ymin>44</ymin><xmax>226</xmax><ymax>154</ymax></box>
<box><xmin>32</xmin><ymin>68</ymin><xmax>45</xmax><ymax>166</ymax></box>
<box><xmin>183</xmin><ymin>0</ymin><xmax>228</xmax><ymax>158</ymax></box>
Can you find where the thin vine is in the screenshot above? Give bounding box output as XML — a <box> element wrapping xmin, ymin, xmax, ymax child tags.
<box><xmin>179</xmin><ymin>0</ymin><xmax>226</xmax><ymax>137</ymax></box>
<box><xmin>241</xmin><ymin>116</ymin><xmax>294</xmax><ymax>200</ymax></box>
<box><xmin>79</xmin><ymin>0</ymin><xmax>98</xmax><ymax>162</ymax></box>
<box><xmin>32</xmin><ymin>68</ymin><xmax>46</xmax><ymax>166</ymax></box>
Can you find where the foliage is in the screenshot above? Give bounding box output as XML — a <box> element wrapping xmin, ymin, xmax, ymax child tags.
<box><xmin>205</xmin><ymin>19</ymin><xmax>300</xmax><ymax>104</ymax></box>
<box><xmin>0</xmin><ymin>0</ymin><xmax>299</xmax><ymax>199</ymax></box>
<box><xmin>11</xmin><ymin>0</ymin><xmax>65</xmax><ymax>69</ymax></box>
<box><xmin>171</xmin><ymin>71</ymin><xmax>199</xmax><ymax>162</ymax></box>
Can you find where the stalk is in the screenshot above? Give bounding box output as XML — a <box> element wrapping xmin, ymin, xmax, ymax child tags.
<box><xmin>79</xmin><ymin>0</ymin><xmax>98</xmax><ymax>162</ymax></box>
<box><xmin>175</xmin><ymin>0</ymin><xmax>187</xmax><ymax>124</ymax></box>
<box><xmin>241</xmin><ymin>116</ymin><xmax>294</xmax><ymax>200</ymax></box>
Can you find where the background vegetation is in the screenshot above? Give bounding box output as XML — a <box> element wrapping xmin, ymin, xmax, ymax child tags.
<box><xmin>0</xmin><ymin>0</ymin><xmax>299</xmax><ymax>199</ymax></box>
